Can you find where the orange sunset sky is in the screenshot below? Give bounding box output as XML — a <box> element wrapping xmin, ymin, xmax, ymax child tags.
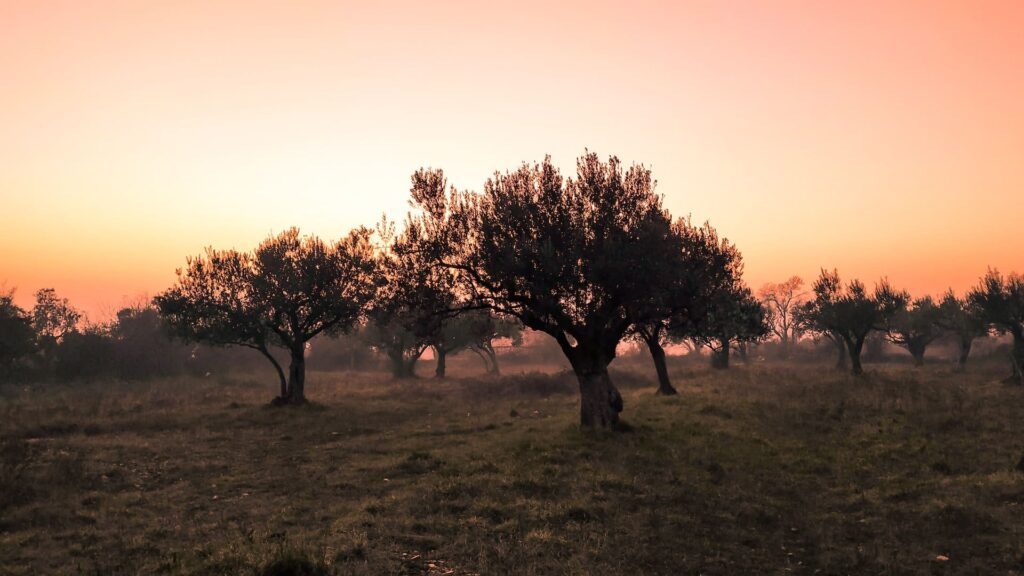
<box><xmin>1</xmin><ymin>1</ymin><xmax>1022</xmax><ymax>319</ymax></box>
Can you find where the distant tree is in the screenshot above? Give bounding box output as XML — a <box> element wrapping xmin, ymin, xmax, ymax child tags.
<box><xmin>968</xmin><ymin>269</ymin><xmax>1024</xmax><ymax>384</ymax></box>
<box><xmin>31</xmin><ymin>288</ymin><xmax>81</xmax><ymax>357</ymax></box>
<box><xmin>794</xmin><ymin>302</ymin><xmax>847</xmax><ymax>370</ymax></box>
<box><xmin>935</xmin><ymin>290</ymin><xmax>988</xmax><ymax>372</ymax></box>
<box><xmin>631</xmin><ymin>219</ymin><xmax>732</xmax><ymax>394</ymax></box>
<box><xmin>434</xmin><ymin>309</ymin><xmax>524</xmax><ymax>377</ymax></box>
<box><xmin>156</xmin><ymin>228</ymin><xmax>376</xmax><ymax>403</ymax></box>
<box><xmin>758</xmin><ymin>276</ymin><xmax>807</xmax><ymax>359</ymax></box>
<box><xmin>877</xmin><ymin>288</ymin><xmax>941</xmax><ymax>367</ymax></box>
<box><xmin>54</xmin><ymin>325</ymin><xmax>114</xmax><ymax>382</ymax></box>
<box><xmin>407</xmin><ymin>153</ymin><xmax>689</xmax><ymax>428</ymax></box>
<box><xmin>687</xmin><ymin>285</ymin><xmax>767</xmax><ymax>369</ymax></box>
<box><xmin>671</xmin><ymin>229</ymin><xmax>767</xmax><ymax>370</ymax></box>
<box><xmin>464</xmin><ymin>311</ymin><xmax>523</xmax><ymax>376</ymax></box>
<box><xmin>110</xmin><ymin>304</ymin><xmax>189</xmax><ymax>379</ymax></box>
<box><xmin>801</xmin><ymin>269</ymin><xmax>896</xmax><ymax>376</ymax></box>
<box><xmin>366</xmin><ymin>182</ymin><xmax>459</xmax><ymax>379</ymax></box>
<box><xmin>0</xmin><ymin>289</ymin><xmax>35</xmax><ymax>379</ymax></box>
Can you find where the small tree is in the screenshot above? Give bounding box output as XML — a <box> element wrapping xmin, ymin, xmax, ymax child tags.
<box><xmin>877</xmin><ymin>288</ymin><xmax>941</xmax><ymax>367</ymax></box>
<box><xmin>31</xmin><ymin>288</ymin><xmax>81</xmax><ymax>359</ymax></box>
<box><xmin>687</xmin><ymin>286</ymin><xmax>767</xmax><ymax>369</ymax></box>
<box><xmin>156</xmin><ymin>228</ymin><xmax>376</xmax><ymax>403</ymax></box>
<box><xmin>758</xmin><ymin>276</ymin><xmax>806</xmax><ymax>359</ymax></box>
<box><xmin>968</xmin><ymin>269</ymin><xmax>1024</xmax><ymax>384</ymax></box>
<box><xmin>670</xmin><ymin>228</ymin><xmax>767</xmax><ymax>370</ymax></box>
<box><xmin>464</xmin><ymin>311</ymin><xmax>523</xmax><ymax>375</ymax></box>
<box><xmin>936</xmin><ymin>290</ymin><xmax>988</xmax><ymax>372</ymax></box>
<box><xmin>801</xmin><ymin>269</ymin><xmax>894</xmax><ymax>376</ymax></box>
<box><xmin>409</xmin><ymin>153</ymin><xmax>689</xmax><ymax>428</ymax></box>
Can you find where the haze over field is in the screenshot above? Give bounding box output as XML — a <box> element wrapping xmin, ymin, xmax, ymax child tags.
<box><xmin>2</xmin><ymin>0</ymin><xmax>1023</xmax><ymax>317</ymax></box>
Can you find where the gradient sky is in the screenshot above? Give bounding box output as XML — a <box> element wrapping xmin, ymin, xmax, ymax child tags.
<box><xmin>2</xmin><ymin>0</ymin><xmax>1022</xmax><ymax>319</ymax></box>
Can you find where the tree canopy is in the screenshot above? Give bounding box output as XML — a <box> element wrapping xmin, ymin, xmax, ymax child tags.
<box><xmin>156</xmin><ymin>227</ymin><xmax>377</xmax><ymax>403</ymax></box>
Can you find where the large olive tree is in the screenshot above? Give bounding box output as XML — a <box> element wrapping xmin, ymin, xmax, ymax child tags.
<box><xmin>408</xmin><ymin>152</ymin><xmax>691</xmax><ymax>428</ymax></box>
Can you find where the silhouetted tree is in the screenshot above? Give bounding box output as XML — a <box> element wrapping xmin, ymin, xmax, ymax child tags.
<box><xmin>672</xmin><ymin>230</ymin><xmax>767</xmax><ymax>370</ymax></box>
<box><xmin>935</xmin><ymin>290</ymin><xmax>988</xmax><ymax>372</ymax></box>
<box><xmin>794</xmin><ymin>302</ymin><xmax>848</xmax><ymax>369</ymax></box>
<box><xmin>877</xmin><ymin>288</ymin><xmax>941</xmax><ymax>367</ymax></box>
<box><xmin>54</xmin><ymin>325</ymin><xmax>114</xmax><ymax>382</ymax></box>
<box><xmin>408</xmin><ymin>153</ymin><xmax>688</xmax><ymax>428</ymax></box>
<box><xmin>0</xmin><ymin>290</ymin><xmax>35</xmax><ymax>379</ymax></box>
<box><xmin>31</xmin><ymin>288</ymin><xmax>80</xmax><ymax>361</ymax></box>
<box><xmin>969</xmin><ymin>269</ymin><xmax>1024</xmax><ymax>384</ymax></box>
<box><xmin>801</xmin><ymin>269</ymin><xmax>895</xmax><ymax>376</ymax></box>
<box><xmin>366</xmin><ymin>188</ymin><xmax>459</xmax><ymax>379</ymax></box>
<box><xmin>438</xmin><ymin>309</ymin><xmax>524</xmax><ymax>377</ymax></box>
<box><xmin>110</xmin><ymin>304</ymin><xmax>189</xmax><ymax>379</ymax></box>
<box><xmin>758</xmin><ymin>276</ymin><xmax>806</xmax><ymax>359</ymax></box>
<box><xmin>688</xmin><ymin>287</ymin><xmax>767</xmax><ymax>369</ymax></box>
<box><xmin>631</xmin><ymin>219</ymin><xmax>731</xmax><ymax>394</ymax></box>
<box><xmin>464</xmin><ymin>311</ymin><xmax>523</xmax><ymax>375</ymax></box>
<box><xmin>156</xmin><ymin>228</ymin><xmax>376</xmax><ymax>403</ymax></box>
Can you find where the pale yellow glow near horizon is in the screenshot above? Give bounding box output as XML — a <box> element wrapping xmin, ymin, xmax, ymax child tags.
<box><xmin>1</xmin><ymin>1</ymin><xmax>1022</xmax><ymax>318</ymax></box>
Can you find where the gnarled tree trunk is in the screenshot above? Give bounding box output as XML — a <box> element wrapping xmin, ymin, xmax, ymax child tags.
<box><xmin>287</xmin><ymin>345</ymin><xmax>306</xmax><ymax>404</ymax></box>
<box><xmin>711</xmin><ymin>338</ymin><xmax>730</xmax><ymax>369</ymax></box>
<box><xmin>847</xmin><ymin>337</ymin><xmax>865</xmax><ymax>376</ymax></box>
<box><xmin>434</xmin><ymin>346</ymin><xmax>447</xmax><ymax>378</ymax></box>
<box><xmin>569</xmin><ymin>351</ymin><xmax>622</xmax><ymax>429</ymax></box>
<box><xmin>908</xmin><ymin>341</ymin><xmax>926</xmax><ymax>367</ymax></box>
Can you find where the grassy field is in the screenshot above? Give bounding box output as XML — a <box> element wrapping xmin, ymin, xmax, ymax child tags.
<box><xmin>2</xmin><ymin>357</ymin><xmax>1024</xmax><ymax>575</ymax></box>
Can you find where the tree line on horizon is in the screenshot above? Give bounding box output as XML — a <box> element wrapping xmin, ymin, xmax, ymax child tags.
<box><xmin>2</xmin><ymin>152</ymin><xmax>1022</xmax><ymax>428</ymax></box>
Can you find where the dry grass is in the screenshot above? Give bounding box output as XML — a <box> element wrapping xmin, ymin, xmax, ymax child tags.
<box><xmin>1</xmin><ymin>358</ymin><xmax>1023</xmax><ymax>575</ymax></box>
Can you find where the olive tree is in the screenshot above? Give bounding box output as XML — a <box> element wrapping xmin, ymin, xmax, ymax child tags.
<box><xmin>801</xmin><ymin>269</ymin><xmax>896</xmax><ymax>376</ymax></box>
<box><xmin>631</xmin><ymin>219</ymin><xmax>733</xmax><ymax>394</ymax></box>
<box><xmin>877</xmin><ymin>288</ymin><xmax>942</xmax><ymax>367</ymax></box>
<box><xmin>156</xmin><ymin>227</ymin><xmax>376</xmax><ymax>403</ymax></box>
<box><xmin>936</xmin><ymin>290</ymin><xmax>988</xmax><ymax>372</ymax></box>
<box><xmin>409</xmin><ymin>153</ymin><xmax>688</xmax><ymax>428</ymax></box>
<box><xmin>969</xmin><ymin>269</ymin><xmax>1024</xmax><ymax>384</ymax></box>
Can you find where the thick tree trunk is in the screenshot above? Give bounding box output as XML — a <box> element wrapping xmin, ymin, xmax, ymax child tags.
<box><xmin>908</xmin><ymin>342</ymin><xmax>926</xmax><ymax>367</ymax></box>
<box><xmin>570</xmin><ymin>353</ymin><xmax>622</xmax><ymax>429</ymax></box>
<box><xmin>646</xmin><ymin>338</ymin><xmax>677</xmax><ymax>395</ymax></box>
<box><xmin>287</xmin><ymin>345</ymin><xmax>306</xmax><ymax>404</ymax></box>
<box><xmin>833</xmin><ymin>337</ymin><xmax>848</xmax><ymax>370</ymax></box>
<box><xmin>847</xmin><ymin>337</ymin><xmax>865</xmax><ymax>376</ymax></box>
<box><xmin>711</xmin><ymin>340</ymin><xmax>730</xmax><ymax>369</ymax></box>
<box><xmin>388</xmin><ymin>349</ymin><xmax>417</xmax><ymax>379</ymax></box>
<box><xmin>1009</xmin><ymin>333</ymin><xmax>1024</xmax><ymax>385</ymax></box>
<box><xmin>434</xmin><ymin>346</ymin><xmax>447</xmax><ymax>379</ymax></box>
